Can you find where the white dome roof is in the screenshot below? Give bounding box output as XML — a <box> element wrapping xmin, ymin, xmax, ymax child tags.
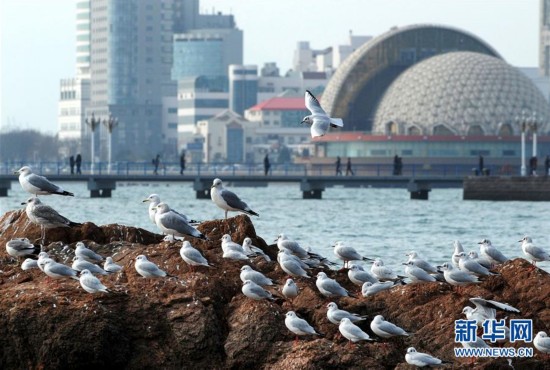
<box><xmin>372</xmin><ymin>52</ymin><xmax>550</xmax><ymax>135</ymax></box>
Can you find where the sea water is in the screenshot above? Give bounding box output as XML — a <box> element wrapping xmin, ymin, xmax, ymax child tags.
<box><xmin>1</xmin><ymin>181</ymin><xmax>549</xmax><ymax>272</ymax></box>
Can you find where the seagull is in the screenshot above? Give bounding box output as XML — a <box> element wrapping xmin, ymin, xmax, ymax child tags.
<box><xmin>21</xmin><ymin>258</ymin><xmax>39</xmax><ymax>270</ymax></box>
<box><xmin>79</xmin><ymin>269</ymin><xmax>110</xmax><ymax>294</ymax></box>
<box><xmin>282</xmin><ymin>278</ymin><xmax>299</xmax><ymax>300</ymax></box>
<box><xmin>437</xmin><ymin>262</ymin><xmax>480</xmax><ymax>286</ymax></box>
<box><xmin>221</xmin><ymin>235</ymin><xmax>251</xmax><ymax>261</ymax></box>
<box><xmin>143</xmin><ymin>194</ymin><xmax>199</xmax><ymax>225</ymax></box>
<box><xmin>462</xmin><ymin>297</ymin><xmax>520</xmax><ymax>326</ymax></box>
<box><xmin>134</xmin><ymin>255</ymin><xmax>169</xmax><ymax>278</ymax></box>
<box><xmin>315</xmin><ymin>272</ymin><xmax>353</xmax><ymax>298</ymax></box>
<box><xmin>72</xmin><ymin>256</ymin><xmax>109</xmax><ymax>275</ymax></box>
<box><xmin>348</xmin><ymin>264</ymin><xmax>379</xmax><ymax>286</ymax></box>
<box><xmin>467</xmin><ymin>250</ymin><xmax>493</xmax><ymax>269</ymax></box>
<box><xmin>405</xmin><ymin>251</ymin><xmax>438</xmax><ymax>274</ymax></box>
<box><xmin>326</xmin><ymin>302</ymin><xmax>367</xmax><ymax>325</ymax></box>
<box><xmin>75</xmin><ymin>242</ymin><xmax>104</xmax><ymax>263</ymax></box>
<box><xmin>332</xmin><ymin>241</ymin><xmax>372</xmax><ymax>268</ymax></box>
<box><xmin>22</xmin><ymin>197</ymin><xmax>81</xmax><ymax>244</ymax></box>
<box><xmin>210</xmin><ymin>178</ymin><xmax>259</xmax><ymax>220</ymax></box>
<box><xmin>15</xmin><ymin>166</ymin><xmax>74</xmax><ymax>197</ymax></box>
<box><xmin>276</xmin><ymin>234</ymin><xmax>309</xmax><ymax>259</ymax></box>
<box><xmin>361</xmin><ymin>281</ymin><xmax>395</xmax><ymax>297</ymax></box>
<box><xmin>42</xmin><ymin>259</ymin><xmax>79</xmax><ymax>281</ymax></box>
<box><xmin>37</xmin><ymin>252</ymin><xmax>52</xmax><ymax>272</ymax></box>
<box><xmin>478</xmin><ymin>239</ymin><xmax>509</xmax><ymax>265</ymax></box>
<box><xmin>405</xmin><ymin>347</ymin><xmax>444</xmax><ymax>368</ymax></box>
<box><xmin>402</xmin><ymin>260</ymin><xmax>437</xmax><ymax>283</ymax></box>
<box><xmin>6</xmin><ymin>238</ymin><xmax>39</xmax><ymax>258</ymax></box>
<box><xmin>241</xmin><ymin>280</ymin><xmax>275</xmax><ymax>301</ymax></box>
<box><xmin>452</xmin><ymin>240</ymin><xmax>465</xmax><ymax>268</ymax></box>
<box><xmin>180</xmin><ymin>241</ymin><xmax>212</xmax><ymax>270</ymax></box>
<box><xmin>284</xmin><ymin>311</ymin><xmax>321</xmax><ymax>341</ymax></box>
<box><xmin>370</xmin><ymin>315</ymin><xmax>410</xmax><ymax>338</ymax></box>
<box><xmin>457</xmin><ymin>252</ymin><xmax>496</xmax><ymax>277</ymax></box>
<box><xmin>519</xmin><ymin>236</ymin><xmax>550</xmax><ymax>266</ymax></box>
<box><xmin>240</xmin><ymin>265</ymin><xmax>274</xmax><ymax>286</ymax></box>
<box><xmin>242</xmin><ymin>237</ymin><xmax>271</xmax><ymax>262</ymax></box>
<box><xmin>278</xmin><ymin>250</ymin><xmax>311</xmax><ymax>278</ymax></box>
<box><xmin>534</xmin><ymin>332</ymin><xmax>550</xmax><ymax>355</ymax></box>
<box><xmin>339</xmin><ymin>318</ymin><xmax>373</xmax><ymax>344</ymax></box>
<box><xmin>155</xmin><ymin>203</ymin><xmax>207</xmax><ymax>240</ymax></box>
<box><xmin>301</xmin><ymin>90</ymin><xmax>343</xmax><ymax>138</ymax></box>
<box><xmin>104</xmin><ymin>257</ymin><xmax>123</xmax><ymax>273</ymax></box>
<box><xmin>371</xmin><ymin>259</ymin><xmax>400</xmax><ymax>281</ymax></box>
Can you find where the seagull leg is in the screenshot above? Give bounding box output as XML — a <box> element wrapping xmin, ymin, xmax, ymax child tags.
<box><xmin>41</xmin><ymin>227</ymin><xmax>46</xmax><ymax>246</ymax></box>
<box><xmin>224</xmin><ymin>210</ymin><xmax>228</xmax><ymax>220</ymax></box>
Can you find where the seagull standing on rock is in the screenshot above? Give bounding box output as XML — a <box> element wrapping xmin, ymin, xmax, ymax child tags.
<box><xmin>405</xmin><ymin>347</ymin><xmax>445</xmax><ymax>367</ymax></box>
<box><xmin>519</xmin><ymin>236</ymin><xmax>550</xmax><ymax>266</ymax></box>
<box><xmin>22</xmin><ymin>197</ymin><xmax>81</xmax><ymax>245</ymax></box>
<box><xmin>210</xmin><ymin>178</ymin><xmax>259</xmax><ymax>220</ymax></box>
<box><xmin>134</xmin><ymin>255</ymin><xmax>169</xmax><ymax>278</ymax></box>
<box><xmin>75</xmin><ymin>242</ymin><xmax>104</xmax><ymax>263</ymax></box>
<box><xmin>155</xmin><ymin>202</ymin><xmax>207</xmax><ymax>240</ymax></box>
<box><xmin>15</xmin><ymin>166</ymin><xmax>74</xmax><ymax>197</ymax></box>
<box><xmin>79</xmin><ymin>269</ymin><xmax>110</xmax><ymax>294</ymax></box>
<box><xmin>301</xmin><ymin>90</ymin><xmax>343</xmax><ymax>138</ymax></box>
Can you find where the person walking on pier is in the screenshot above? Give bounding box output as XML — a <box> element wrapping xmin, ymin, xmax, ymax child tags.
<box><xmin>180</xmin><ymin>151</ymin><xmax>186</xmax><ymax>175</ymax></box>
<box><xmin>69</xmin><ymin>156</ymin><xmax>75</xmax><ymax>175</ymax></box>
<box><xmin>75</xmin><ymin>154</ymin><xmax>82</xmax><ymax>174</ymax></box>
<box><xmin>335</xmin><ymin>156</ymin><xmax>342</xmax><ymax>176</ymax></box>
<box><xmin>545</xmin><ymin>155</ymin><xmax>550</xmax><ymax>176</ymax></box>
<box><xmin>264</xmin><ymin>154</ymin><xmax>271</xmax><ymax>176</ymax></box>
<box><xmin>345</xmin><ymin>157</ymin><xmax>354</xmax><ymax>176</ymax></box>
<box><xmin>153</xmin><ymin>154</ymin><xmax>160</xmax><ymax>175</ymax></box>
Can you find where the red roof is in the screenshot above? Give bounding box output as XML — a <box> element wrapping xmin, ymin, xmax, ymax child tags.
<box><xmin>248</xmin><ymin>97</ymin><xmax>307</xmax><ymax>111</ymax></box>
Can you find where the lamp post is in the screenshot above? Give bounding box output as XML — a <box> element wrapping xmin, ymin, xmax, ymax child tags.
<box><xmin>529</xmin><ymin>112</ymin><xmax>538</xmax><ymax>159</ymax></box>
<box><xmin>516</xmin><ymin>111</ymin><xmax>527</xmax><ymax>176</ymax></box>
<box><xmin>103</xmin><ymin>115</ymin><xmax>118</xmax><ymax>174</ymax></box>
<box><xmin>85</xmin><ymin>113</ymin><xmax>101</xmax><ymax>175</ymax></box>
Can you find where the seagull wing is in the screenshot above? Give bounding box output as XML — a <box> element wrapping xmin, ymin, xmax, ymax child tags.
<box><xmin>305</xmin><ymin>90</ymin><xmax>327</xmax><ymax>115</ymax></box>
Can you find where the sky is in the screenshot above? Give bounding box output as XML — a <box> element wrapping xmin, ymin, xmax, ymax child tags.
<box><xmin>0</xmin><ymin>0</ymin><xmax>540</xmax><ymax>134</ymax></box>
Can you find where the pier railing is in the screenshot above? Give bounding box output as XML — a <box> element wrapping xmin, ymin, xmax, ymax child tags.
<box><xmin>0</xmin><ymin>161</ymin><xmax>514</xmax><ymax>178</ymax></box>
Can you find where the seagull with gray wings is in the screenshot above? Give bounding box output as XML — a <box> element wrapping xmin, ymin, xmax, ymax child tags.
<box><xmin>155</xmin><ymin>202</ymin><xmax>207</xmax><ymax>240</ymax></box>
<box><xmin>6</xmin><ymin>238</ymin><xmax>39</xmax><ymax>259</ymax></box>
<box><xmin>301</xmin><ymin>90</ymin><xmax>343</xmax><ymax>138</ymax></box>
<box><xmin>22</xmin><ymin>197</ymin><xmax>81</xmax><ymax>244</ymax></box>
<box><xmin>15</xmin><ymin>166</ymin><xmax>74</xmax><ymax>197</ymax></box>
<box><xmin>210</xmin><ymin>178</ymin><xmax>259</xmax><ymax>220</ymax></box>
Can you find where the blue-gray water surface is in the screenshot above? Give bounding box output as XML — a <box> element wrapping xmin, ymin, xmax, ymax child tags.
<box><xmin>2</xmin><ymin>181</ymin><xmax>549</xmax><ymax>272</ymax></box>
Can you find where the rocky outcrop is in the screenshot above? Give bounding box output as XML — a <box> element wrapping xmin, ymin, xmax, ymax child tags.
<box><xmin>0</xmin><ymin>210</ymin><xmax>549</xmax><ymax>369</ymax></box>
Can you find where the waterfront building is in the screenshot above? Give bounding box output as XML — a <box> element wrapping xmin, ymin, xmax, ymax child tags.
<box><xmin>229</xmin><ymin>65</ymin><xmax>258</xmax><ymax>115</ymax></box>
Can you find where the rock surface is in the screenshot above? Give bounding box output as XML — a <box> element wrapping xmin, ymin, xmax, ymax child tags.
<box><xmin>0</xmin><ymin>210</ymin><xmax>549</xmax><ymax>369</ymax></box>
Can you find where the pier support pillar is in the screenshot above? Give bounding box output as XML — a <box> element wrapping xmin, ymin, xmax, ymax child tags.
<box><xmin>88</xmin><ymin>179</ymin><xmax>116</xmax><ymax>198</ymax></box>
<box><xmin>193</xmin><ymin>179</ymin><xmax>211</xmax><ymax>199</ymax></box>
<box><xmin>0</xmin><ymin>180</ymin><xmax>11</xmax><ymax>197</ymax></box>
<box><xmin>407</xmin><ymin>180</ymin><xmax>431</xmax><ymax>200</ymax></box>
<box><xmin>300</xmin><ymin>180</ymin><xmax>325</xmax><ymax>199</ymax></box>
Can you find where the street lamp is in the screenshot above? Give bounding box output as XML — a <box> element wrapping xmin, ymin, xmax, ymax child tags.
<box><xmin>103</xmin><ymin>115</ymin><xmax>118</xmax><ymax>174</ymax></box>
<box><xmin>529</xmin><ymin>112</ymin><xmax>538</xmax><ymax>159</ymax></box>
<box><xmin>516</xmin><ymin>111</ymin><xmax>528</xmax><ymax>176</ymax></box>
<box><xmin>85</xmin><ymin>113</ymin><xmax>101</xmax><ymax>175</ymax></box>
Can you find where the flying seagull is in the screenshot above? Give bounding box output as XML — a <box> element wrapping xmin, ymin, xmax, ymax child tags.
<box><xmin>301</xmin><ymin>90</ymin><xmax>343</xmax><ymax>138</ymax></box>
<box><xmin>15</xmin><ymin>166</ymin><xmax>74</xmax><ymax>196</ymax></box>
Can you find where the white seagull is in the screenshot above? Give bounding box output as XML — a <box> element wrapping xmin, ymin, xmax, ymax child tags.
<box><xmin>75</xmin><ymin>242</ymin><xmax>104</xmax><ymax>263</ymax></box>
<box><xmin>332</xmin><ymin>241</ymin><xmax>371</xmax><ymax>268</ymax></box>
<box><xmin>301</xmin><ymin>90</ymin><xmax>343</xmax><ymax>138</ymax></box>
<box><xmin>437</xmin><ymin>262</ymin><xmax>480</xmax><ymax>286</ymax></box>
<box><xmin>241</xmin><ymin>280</ymin><xmax>274</xmax><ymax>301</ymax></box>
<box><xmin>284</xmin><ymin>311</ymin><xmax>321</xmax><ymax>341</ymax></box>
<box><xmin>478</xmin><ymin>239</ymin><xmax>509</xmax><ymax>265</ymax></box>
<box><xmin>22</xmin><ymin>197</ymin><xmax>81</xmax><ymax>244</ymax></box>
<box><xmin>134</xmin><ymin>255</ymin><xmax>169</xmax><ymax>278</ymax></box>
<box><xmin>15</xmin><ymin>166</ymin><xmax>74</xmax><ymax>197</ymax></box>
<box><xmin>315</xmin><ymin>272</ymin><xmax>353</xmax><ymax>298</ymax></box>
<box><xmin>462</xmin><ymin>297</ymin><xmax>520</xmax><ymax>326</ymax></box>
<box><xmin>21</xmin><ymin>258</ymin><xmax>39</xmax><ymax>270</ymax></box>
<box><xmin>143</xmin><ymin>194</ymin><xmax>199</xmax><ymax>225</ymax></box>
<box><xmin>104</xmin><ymin>257</ymin><xmax>123</xmax><ymax>273</ymax></box>
<box><xmin>79</xmin><ymin>269</ymin><xmax>110</xmax><ymax>294</ymax></box>
<box><xmin>282</xmin><ymin>278</ymin><xmax>299</xmax><ymax>300</ymax></box>
<box><xmin>326</xmin><ymin>302</ymin><xmax>367</xmax><ymax>325</ymax></box>
<box><xmin>6</xmin><ymin>238</ymin><xmax>39</xmax><ymax>258</ymax></box>
<box><xmin>155</xmin><ymin>203</ymin><xmax>207</xmax><ymax>240</ymax></box>
<box><xmin>180</xmin><ymin>241</ymin><xmax>212</xmax><ymax>270</ymax></box>
<box><xmin>519</xmin><ymin>236</ymin><xmax>550</xmax><ymax>266</ymax></box>
<box><xmin>240</xmin><ymin>265</ymin><xmax>274</xmax><ymax>286</ymax></box>
<box><xmin>405</xmin><ymin>347</ymin><xmax>444</xmax><ymax>368</ymax></box>
<box><xmin>534</xmin><ymin>331</ymin><xmax>550</xmax><ymax>355</ymax></box>
<box><xmin>339</xmin><ymin>318</ymin><xmax>373</xmax><ymax>344</ymax></box>
<box><xmin>370</xmin><ymin>315</ymin><xmax>410</xmax><ymax>338</ymax></box>
<box><xmin>210</xmin><ymin>178</ymin><xmax>259</xmax><ymax>220</ymax></box>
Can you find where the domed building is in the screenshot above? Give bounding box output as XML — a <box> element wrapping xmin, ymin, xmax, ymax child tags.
<box><xmin>372</xmin><ymin>52</ymin><xmax>550</xmax><ymax>136</ymax></box>
<box><xmin>313</xmin><ymin>24</ymin><xmax>550</xmax><ymax>174</ymax></box>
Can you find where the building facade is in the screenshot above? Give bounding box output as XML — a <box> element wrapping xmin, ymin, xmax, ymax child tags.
<box><xmin>229</xmin><ymin>65</ymin><xmax>258</xmax><ymax>115</ymax></box>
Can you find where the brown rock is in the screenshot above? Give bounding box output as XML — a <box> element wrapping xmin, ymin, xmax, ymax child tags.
<box><xmin>0</xmin><ymin>211</ymin><xmax>549</xmax><ymax>369</ymax></box>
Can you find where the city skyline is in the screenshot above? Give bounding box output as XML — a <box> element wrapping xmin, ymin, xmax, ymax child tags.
<box><xmin>0</xmin><ymin>0</ymin><xmax>540</xmax><ymax>134</ymax></box>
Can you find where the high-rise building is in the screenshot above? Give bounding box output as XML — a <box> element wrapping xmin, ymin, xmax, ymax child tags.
<box><xmin>540</xmin><ymin>0</ymin><xmax>550</xmax><ymax>76</ymax></box>
<box><xmin>76</xmin><ymin>0</ymin><xmax>91</xmax><ymax>78</ymax></box>
<box><xmin>229</xmin><ymin>65</ymin><xmax>258</xmax><ymax>115</ymax></box>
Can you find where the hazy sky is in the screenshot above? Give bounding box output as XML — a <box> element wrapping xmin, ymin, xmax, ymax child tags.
<box><xmin>0</xmin><ymin>0</ymin><xmax>539</xmax><ymax>134</ymax></box>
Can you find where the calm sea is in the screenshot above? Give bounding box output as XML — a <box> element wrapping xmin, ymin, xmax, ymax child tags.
<box><xmin>2</xmin><ymin>181</ymin><xmax>549</xmax><ymax>272</ymax></box>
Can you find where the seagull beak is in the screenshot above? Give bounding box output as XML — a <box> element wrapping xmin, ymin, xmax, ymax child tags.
<box><xmin>13</xmin><ymin>170</ymin><xmax>19</xmax><ymax>175</ymax></box>
<box><xmin>20</xmin><ymin>201</ymin><xmax>27</xmax><ymax>205</ymax></box>
<box><xmin>142</xmin><ymin>199</ymin><xmax>149</xmax><ymax>203</ymax></box>
<box><xmin>401</xmin><ymin>263</ymin><xmax>408</xmax><ymax>266</ymax></box>
<box><xmin>211</xmin><ymin>184</ymin><xmax>215</xmax><ymax>189</ymax></box>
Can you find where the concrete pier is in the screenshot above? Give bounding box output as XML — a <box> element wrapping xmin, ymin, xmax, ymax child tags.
<box><xmin>0</xmin><ymin>180</ymin><xmax>11</xmax><ymax>197</ymax></box>
<box><xmin>463</xmin><ymin>176</ymin><xmax>550</xmax><ymax>201</ymax></box>
<box><xmin>88</xmin><ymin>179</ymin><xmax>116</xmax><ymax>198</ymax></box>
<box><xmin>407</xmin><ymin>180</ymin><xmax>432</xmax><ymax>200</ymax></box>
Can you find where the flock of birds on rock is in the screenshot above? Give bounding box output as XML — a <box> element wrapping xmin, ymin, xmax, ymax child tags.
<box><xmin>4</xmin><ymin>165</ymin><xmax>550</xmax><ymax>367</ymax></box>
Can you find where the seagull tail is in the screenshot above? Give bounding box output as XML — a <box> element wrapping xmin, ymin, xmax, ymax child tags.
<box><xmin>329</xmin><ymin>118</ymin><xmax>344</xmax><ymax>128</ymax></box>
<box><xmin>69</xmin><ymin>221</ymin><xmax>82</xmax><ymax>227</ymax></box>
<box><xmin>60</xmin><ymin>190</ymin><xmax>74</xmax><ymax>196</ymax></box>
<box><xmin>244</xmin><ymin>209</ymin><xmax>259</xmax><ymax>217</ymax></box>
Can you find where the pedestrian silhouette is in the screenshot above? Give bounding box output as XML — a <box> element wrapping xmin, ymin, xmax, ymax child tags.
<box><xmin>153</xmin><ymin>154</ymin><xmax>160</xmax><ymax>175</ymax></box>
<box><xmin>545</xmin><ymin>155</ymin><xmax>550</xmax><ymax>177</ymax></box>
<box><xmin>335</xmin><ymin>156</ymin><xmax>342</xmax><ymax>176</ymax></box>
<box><xmin>75</xmin><ymin>154</ymin><xmax>82</xmax><ymax>174</ymax></box>
<box><xmin>264</xmin><ymin>154</ymin><xmax>271</xmax><ymax>176</ymax></box>
<box><xmin>530</xmin><ymin>156</ymin><xmax>538</xmax><ymax>176</ymax></box>
<box><xmin>478</xmin><ymin>155</ymin><xmax>484</xmax><ymax>176</ymax></box>
<box><xmin>345</xmin><ymin>157</ymin><xmax>354</xmax><ymax>176</ymax></box>
<box><xmin>180</xmin><ymin>152</ymin><xmax>186</xmax><ymax>175</ymax></box>
<box><xmin>69</xmin><ymin>155</ymin><xmax>75</xmax><ymax>175</ymax></box>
